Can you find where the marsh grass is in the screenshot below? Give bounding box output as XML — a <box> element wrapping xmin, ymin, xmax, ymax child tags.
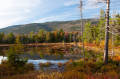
<box><xmin>0</xmin><ymin>60</ymin><xmax>35</xmax><ymax>77</ymax></box>
<box><xmin>39</xmin><ymin>62</ymin><xmax>53</xmax><ymax>67</ymax></box>
<box><xmin>36</xmin><ymin>57</ymin><xmax>120</xmax><ymax>79</ymax></box>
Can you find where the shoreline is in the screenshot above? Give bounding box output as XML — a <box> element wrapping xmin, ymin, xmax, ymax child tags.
<box><xmin>0</xmin><ymin>43</ymin><xmax>75</xmax><ymax>47</ymax></box>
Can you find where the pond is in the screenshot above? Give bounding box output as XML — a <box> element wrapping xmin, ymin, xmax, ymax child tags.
<box><xmin>0</xmin><ymin>44</ymin><xmax>103</xmax><ymax>71</ymax></box>
<box><xmin>0</xmin><ymin>44</ymin><xmax>84</xmax><ymax>70</ymax></box>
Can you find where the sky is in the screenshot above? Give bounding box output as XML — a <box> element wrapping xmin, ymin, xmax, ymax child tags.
<box><xmin>0</xmin><ymin>0</ymin><xmax>120</xmax><ymax>29</ymax></box>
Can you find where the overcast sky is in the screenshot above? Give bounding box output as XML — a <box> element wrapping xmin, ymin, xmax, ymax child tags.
<box><xmin>0</xmin><ymin>0</ymin><xmax>119</xmax><ymax>29</ymax></box>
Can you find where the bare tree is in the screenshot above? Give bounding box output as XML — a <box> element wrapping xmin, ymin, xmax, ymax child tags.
<box><xmin>80</xmin><ymin>0</ymin><xmax>85</xmax><ymax>63</ymax></box>
<box><xmin>104</xmin><ymin>0</ymin><xmax>110</xmax><ymax>64</ymax></box>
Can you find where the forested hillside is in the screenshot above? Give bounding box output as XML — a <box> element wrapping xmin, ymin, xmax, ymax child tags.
<box><xmin>0</xmin><ymin>19</ymin><xmax>99</xmax><ymax>34</ymax></box>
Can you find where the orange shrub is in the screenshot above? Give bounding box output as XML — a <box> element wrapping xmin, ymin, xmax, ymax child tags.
<box><xmin>99</xmin><ymin>40</ymin><xmax>105</xmax><ymax>48</ymax></box>
<box><xmin>113</xmin><ymin>56</ymin><xmax>120</xmax><ymax>62</ymax></box>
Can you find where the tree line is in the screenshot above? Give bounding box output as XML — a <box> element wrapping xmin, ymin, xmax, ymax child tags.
<box><xmin>0</xmin><ymin>29</ymin><xmax>80</xmax><ymax>44</ymax></box>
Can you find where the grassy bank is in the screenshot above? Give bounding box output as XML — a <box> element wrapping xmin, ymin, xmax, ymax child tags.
<box><xmin>1</xmin><ymin>56</ymin><xmax>120</xmax><ymax>79</ymax></box>
<box><xmin>36</xmin><ymin>57</ymin><xmax>120</xmax><ymax>79</ymax></box>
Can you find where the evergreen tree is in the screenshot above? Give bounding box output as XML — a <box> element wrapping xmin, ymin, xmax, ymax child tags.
<box><xmin>98</xmin><ymin>9</ymin><xmax>105</xmax><ymax>42</ymax></box>
<box><xmin>83</xmin><ymin>22</ymin><xmax>92</xmax><ymax>42</ymax></box>
<box><xmin>0</xmin><ymin>32</ymin><xmax>4</xmax><ymax>43</ymax></box>
<box><xmin>29</xmin><ymin>31</ymin><xmax>35</xmax><ymax>43</ymax></box>
<box><xmin>8</xmin><ymin>36</ymin><xmax>27</xmax><ymax>68</ymax></box>
<box><xmin>38</xmin><ymin>29</ymin><xmax>44</xmax><ymax>43</ymax></box>
<box><xmin>45</xmin><ymin>31</ymin><xmax>50</xmax><ymax>43</ymax></box>
<box><xmin>59</xmin><ymin>28</ymin><xmax>64</xmax><ymax>42</ymax></box>
<box><xmin>6</xmin><ymin>32</ymin><xmax>15</xmax><ymax>44</ymax></box>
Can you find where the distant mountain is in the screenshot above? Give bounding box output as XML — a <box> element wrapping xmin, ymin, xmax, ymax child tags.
<box><xmin>0</xmin><ymin>19</ymin><xmax>99</xmax><ymax>34</ymax></box>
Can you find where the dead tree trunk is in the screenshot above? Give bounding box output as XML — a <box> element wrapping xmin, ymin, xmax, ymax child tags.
<box><xmin>104</xmin><ymin>0</ymin><xmax>110</xmax><ymax>64</ymax></box>
<box><xmin>80</xmin><ymin>0</ymin><xmax>85</xmax><ymax>63</ymax></box>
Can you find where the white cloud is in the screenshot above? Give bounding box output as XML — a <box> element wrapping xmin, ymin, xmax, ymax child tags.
<box><xmin>87</xmin><ymin>0</ymin><xmax>97</xmax><ymax>3</ymax></box>
<box><xmin>0</xmin><ymin>0</ymin><xmax>72</xmax><ymax>29</ymax></box>
<box><xmin>87</xmin><ymin>0</ymin><xmax>106</xmax><ymax>3</ymax></box>
<box><xmin>84</xmin><ymin>5</ymin><xmax>105</xmax><ymax>10</ymax></box>
<box><xmin>64</xmin><ymin>0</ymin><xmax>79</xmax><ymax>6</ymax></box>
<box><xmin>34</xmin><ymin>14</ymin><xmax>71</xmax><ymax>23</ymax></box>
<box><xmin>0</xmin><ymin>0</ymin><xmax>42</xmax><ymax>28</ymax></box>
<box><xmin>84</xmin><ymin>0</ymin><xmax>106</xmax><ymax>10</ymax></box>
<box><xmin>0</xmin><ymin>18</ymin><xmax>23</xmax><ymax>28</ymax></box>
<box><xmin>34</xmin><ymin>10</ymin><xmax>79</xmax><ymax>23</ymax></box>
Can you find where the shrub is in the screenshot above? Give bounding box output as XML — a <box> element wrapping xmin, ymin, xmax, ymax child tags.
<box><xmin>37</xmin><ymin>72</ymin><xmax>63</xmax><ymax>79</ymax></box>
<box><xmin>106</xmin><ymin>70</ymin><xmax>118</xmax><ymax>78</ymax></box>
<box><xmin>37</xmin><ymin>70</ymin><xmax>86</xmax><ymax>79</ymax></box>
<box><xmin>0</xmin><ymin>60</ymin><xmax>35</xmax><ymax>76</ymax></box>
<box><xmin>0</xmin><ymin>60</ymin><xmax>14</xmax><ymax>76</ymax></box>
<box><xmin>101</xmin><ymin>64</ymin><xmax>117</xmax><ymax>73</ymax></box>
<box><xmin>57</xmin><ymin>63</ymin><xmax>64</xmax><ymax>67</ymax></box>
<box><xmin>86</xmin><ymin>73</ymin><xmax>112</xmax><ymax>79</ymax></box>
<box><xmin>84</xmin><ymin>61</ymin><xmax>97</xmax><ymax>73</ymax></box>
<box><xmin>64</xmin><ymin>62</ymin><xmax>75</xmax><ymax>71</ymax></box>
<box><xmin>39</xmin><ymin>62</ymin><xmax>52</xmax><ymax>67</ymax></box>
<box><xmin>90</xmin><ymin>58</ymin><xmax>96</xmax><ymax>62</ymax></box>
<box><xmin>75</xmin><ymin>66</ymin><xmax>84</xmax><ymax>72</ymax></box>
<box><xmin>85</xmin><ymin>57</ymin><xmax>88</xmax><ymax>61</ymax></box>
<box><xmin>23</xmin><ymin>63</ymin><xmax>35</xmax><ymax>73</ymax></box>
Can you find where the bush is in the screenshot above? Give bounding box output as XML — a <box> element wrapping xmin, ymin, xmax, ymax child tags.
<box><xmin>84</xmin><ymin>61</ymin><xmax>97</xmax><ymax>73</ymax></box>
<box><xmin>64</xmin><ymin>62</ymin><xmax>75</xmax><ymax>71</ymax></box>
<box><xmin>0</xmin><ymin>60</ymin><xmax>35</xmax><ymax>76</ymax></box>
<box><xmin>36</xmin><ymin>58</ymin><xmax>120</xmax><ymax>79</ymax></box>
<box><xmin>90</xmin><ymin>58</ymin><xmax>96</xmax><ymax>62</ymax></box>
<box><xmin>58</xmin><ymin>63</ymin><xmax>64</xmax><ymax>67</ymax></box>
<box><xmin>0</xmin><ymin>60</ymin><xmax>14</xmax><ymax>76</ymax></box>
<box><xmin>18</xmin><ymin>63</ymin><xmax>35</xmax><ymax>73</ymax></box>
<box><xmin>24</xmin><ymin>63</ymin><xmax>35</xmax><ymax>71</ymax></box>
<box><xmin>101</xmin><ymin>63</ymin><xmax>117</xmax><ymax>73</ymax></box>
<box><xmin>39</xmin><ymin>62</ymin><xmax>52</xmax><ymax>67</ymax></box>
<box><xmin>75</xmin><ymin>66</ymin><xmax>84</xmax><ymax>72</ymax></box>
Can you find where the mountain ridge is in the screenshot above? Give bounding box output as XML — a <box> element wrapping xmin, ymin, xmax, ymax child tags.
<box><xmin>0</xmin><ymin>19</ymin><xmax>99</xmax><ymax>34</ymax></box>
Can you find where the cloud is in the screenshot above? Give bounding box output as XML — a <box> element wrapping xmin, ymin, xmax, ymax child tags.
<box><xmin>35</xmin><ymin>14</ymin><xmax>72</xmax><ymax>23</ymax></box>
<box><xmin>34</xmin><ymin>10</ymin><xmax>79</xmax><ymax>23</ymax></box>
<box><xmin>35</xmin><ymin>15</ymin><xmax>67</xmax><ymax>23</ymax></box>
<box><xmin>0</xmin><ymin>18</ymin><xmax>23</xmax><ymax>28</ymax></box>
<box><xmin>86</xmin><ymin>0</ymin><xmax>105</xmax><ymax>3</ymax></box>
<box><xmin>84</xmin><ymin>5</ymin><xmax>105</xmax><ymax>10</ymax></box>
<box><xmin>87</xmin><ymin>0</ymin><xmax>96</xmax><ymax>3</ymax></box>
<box><xmin>64</xmin><ymin>0</ymin><xmax>79</xmax><ymax>6</ymax></box>
<box><xmin>0</xmin><ymin>0</ymin><xmax>70</xmax><ymax>28</ymax></box>
<box><xmin>0</xmin><ymin>0</ymin><xmax>42</xmax><ymax>28</ymax></box>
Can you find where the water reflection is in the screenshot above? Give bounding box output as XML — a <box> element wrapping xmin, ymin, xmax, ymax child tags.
<box><xmin>0</xmin><ymin>44</ymin><xmax>102</xmax><ymax>60</ymax></box>
<box><xmin>0</xmin><ymin>44</ymin><xmax>102</xmax><ymax>70</ymax></box>
<box><xmin>0</xmin><ymin>45</ymin><xmax>82</xmax><ymax>69</ymax></box>
<box><xmin>21</xmin><ymin>45</ymin><xmax>83</xmax><ymax>60</ymax></box>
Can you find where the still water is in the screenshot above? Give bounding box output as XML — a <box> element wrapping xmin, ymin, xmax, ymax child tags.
<box><xmin>0</xmin><ymin>44</ymin><xmax>83</xmax><ymax>69</ymax></box>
